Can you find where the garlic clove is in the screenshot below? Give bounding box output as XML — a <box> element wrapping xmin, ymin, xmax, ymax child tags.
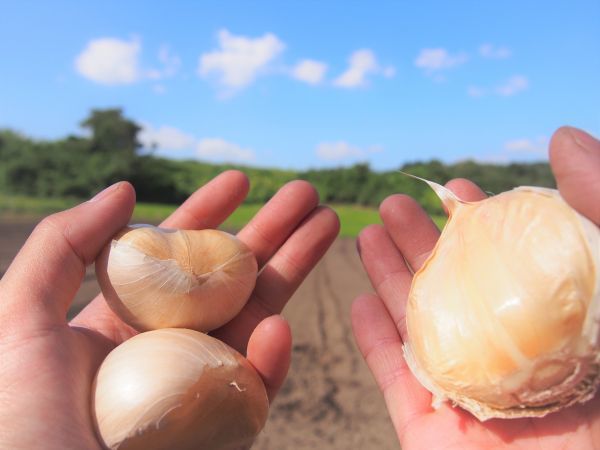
<box><xmin>404</xmin><ymin>183</ymin><xmax>600</xmax><ymax>420</ymax></box>
<box><xmin>96</xmin><ymin>226</ymin><xmax>258</xmax><ymax>332</ymax></box>
<box><xmin>92</xmin><ymin>328</ymin><xmax>269</xmax><ymax>450</ymax></box>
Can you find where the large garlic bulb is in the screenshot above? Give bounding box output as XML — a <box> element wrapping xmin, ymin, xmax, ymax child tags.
<box><xmin>404</xmin><ymin>182</ymin><xmax>600</xmax><ymax>420</ymax></box>
<box><xmin>96</xmin><ymin>225</ymin><xmax>258</xmax><ymax>332</ymax></box>
<box><xmin>92</xmin><ymin>328</ymin><xmax>269</xmax><ymax>450</ymax></box>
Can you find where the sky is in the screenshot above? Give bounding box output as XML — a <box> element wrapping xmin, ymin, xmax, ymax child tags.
<box><xmin>1</xmin><ymin>1</ymin><xmax>599</xmax><ymax>170</ymax></box>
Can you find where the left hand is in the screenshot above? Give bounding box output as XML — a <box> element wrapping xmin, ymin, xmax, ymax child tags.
<box><xmin>0</xmin><ymin>170</ymin><xmax>339</xmax><ymax>449</ymax></box>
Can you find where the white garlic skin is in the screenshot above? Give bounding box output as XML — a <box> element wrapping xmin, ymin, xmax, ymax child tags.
<box><xmin>95</xmin><ymin>226</ymin><xmax>258</xmax><ymax>332</ymax></box>
<box><xmin>404</xmin><ymin>185</ymin><xmax>600</xmax><ymax>420</ymax></box>
<box><xmin>92</xmin><ymin>328</ymin><xmax>269</xmax><ymax>450</ymax></box>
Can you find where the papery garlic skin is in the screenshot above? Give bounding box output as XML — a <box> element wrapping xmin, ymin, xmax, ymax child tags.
<box><xmin>92</xmin><ymin>328</ymin><xmax>269</xmax><ymax>450</ymax></box>
<box><xmin>96</xmin><ymin>226</ymin><xmax>258</xmax><ymax>332</ymax></box>
<box><xmin>404</xmin><ymin>185</ymin><xmax>600</xmax><ymax>420</ymax></box>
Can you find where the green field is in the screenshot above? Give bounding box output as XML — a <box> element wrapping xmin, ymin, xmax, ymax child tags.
<box><xmin>0</xmin><ymin>193</ymin><xmax>447</xmax><ymax>238</ymax></box>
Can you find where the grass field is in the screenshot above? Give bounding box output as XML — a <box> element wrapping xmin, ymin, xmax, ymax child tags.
<box><xmin>1</xmin><ymin>193</ymin><xmax>446</xmax><ymax>237</ymax></box>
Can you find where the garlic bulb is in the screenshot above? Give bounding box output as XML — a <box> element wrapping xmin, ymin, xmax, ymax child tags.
<box><xmin>404</xmin><ymin>181</ymin><xmax>600</xmax><ymax>420</ymax></box>
<box><xmin>92</xmin><ymin>328</ymin><xmax>269</xmax><ymax>450</ymax></box>
<box><xmin>96</xmin><ymin>225</ymin><xmax>258</xmax><ymax>332</ymax></box>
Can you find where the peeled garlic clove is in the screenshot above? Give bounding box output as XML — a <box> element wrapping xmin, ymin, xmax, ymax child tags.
<box><xmin>96</xmin><ymin>225</ymin><xmax>258</xmax><ymax>332</ymax></box>
<box><xmin>92</xmin><ymin>328</ymin><xmax>269</xmax><ymax>450</ymax></box>
<box><xmin>404</xmin><ymin>182</ymin><xmax>600</xmax><ymax>421</ymax></box>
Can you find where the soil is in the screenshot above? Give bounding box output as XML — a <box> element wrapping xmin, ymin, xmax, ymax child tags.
<box><xmin>0</xmin><ymin>219</ymin><xmax>399</xmax><ymax>449</ymax></box>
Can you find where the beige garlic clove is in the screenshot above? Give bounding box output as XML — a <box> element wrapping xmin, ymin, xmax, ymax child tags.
<box><xmin>96</xmin><ymin>225</ymin><xmax>258</xmax><ymax>332</ymax></box>
<box><xmin>404</xmin><ymin>182</ymin><xmax>600</xmax><ymax>421</ymax></box>
<box><xmin>92</xmin><ymin>328</ymin><xmax>269</xmax><ymax>450</ymax></box>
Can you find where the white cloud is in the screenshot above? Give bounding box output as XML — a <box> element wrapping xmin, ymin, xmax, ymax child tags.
<box><xmin>477</xmin><ymin>136</ymin><xmax>548</xmax><ymax>163</ymax></box>
<box><xmin>292</xmin><ymin>59</ymin><xmax>328</xmax><ymax>85</ymax></box>
<box><xmin>197</xmin><ymin>138</ymin><xmax>255</xmax><ymax>162</ymax></box>
<box><xmin>316</xmin><ymin>141</ymin><xmax>364</xmax><ymax>160</ymax></box>
<box><xmin>158</xmin><ymin>45</ymin><xmax>181</xmax><ymax>77</ymax></box>
<box><xmin>139</xmin><ymin>123</ymin><xmax>255</xmax><ymax>163</ymax></box>
<box><xmin>152</xmin><ymin>84</ymin><xmax>166</xmax><ymax>95</ymax></box>
<box><xmin>479</xmin><ymin>44</ymin><xmax>511</xmax><ymax>59</ymax></box>
<box><xmin>467</xmin><ymin>76</ymin><xmax>529</xmax><ymax>98</ymax></box>
<box><xmin>146</xmin><ymin>45</ymin><xmax>181</xmax><ymax>80</ymax></box>
<box><xmin>496</xmin><ymin>75</ymin><xmax>529</xmax><ymax>96</ymax></box>
<box><xmin>415</xmin><ymin>48</ymin><xmax>468</xmax><ymax>73</ymax></box>
<box><xmin>382</xmin><ymin>66</ymin><xmax>396</xmax><ymax>78</ymax></box>
<box><xmin>467</xmin><ymin>85</ymin><xmax>486</xmax><ymax>97</ymax></box>
<box><xmin>139</xmin><ymin>124</ymin><xmax>196</xmax><ymax>150</ymax></box>
<box><xmin>333</xmin><ymin>49</ymin><xmax>393</xmax><ymax>88</ymax></box>
<box><xmin>76</xmin><ymin>38</ymin><xmax>180</xmax><ymax>88</ymax></box>
<box><xmin>198</xmin><ymin>29</ymin><xmax>285</xmax><ymax>91</ymax></box>
<box><xmin>504</xmin><ymin>137</ymin><xmax>548</xmax><ymax>155</ymax></box>
<box><xmin>334</xmin><ymin>50</ymin><xmax>377</xmax><ymax>87</ymax></box>
<box><xmin>75</xmin><ymin>37</ymin><xmax>141</xmax><ymax>85</ymax></box>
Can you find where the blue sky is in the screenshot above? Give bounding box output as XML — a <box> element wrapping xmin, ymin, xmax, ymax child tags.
<box><xmin>1</xmin><ymin>1</ymin><xmax>599</xmax><ymax>170</ymax></box>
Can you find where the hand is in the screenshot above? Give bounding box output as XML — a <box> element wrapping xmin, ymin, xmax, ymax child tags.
<box><xmin>0</xmin><ymin>170</ymin><xmax>339</xmax><ymax>449</ymax></box>
<box><xmin>352</xmin><ymin>127</ymin><xmax>600</xmax><ymax>450</ymax></box>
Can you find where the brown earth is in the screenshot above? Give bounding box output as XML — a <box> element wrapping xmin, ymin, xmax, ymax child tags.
<box><xmin>0</xmin><ymin>219</ymin><xmax>399</xmax><ymax>449</ymax></box>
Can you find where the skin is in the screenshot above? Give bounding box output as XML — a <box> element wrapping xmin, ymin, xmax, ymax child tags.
<box><xmin>352</xmin><ymin>126</ymin><xmax>600</xmax><ymax>450</ymax></box>
<box><xmin>0</xmin><ymin>171</ymin><xmax>340</xmax><ymax>450</ymax></box>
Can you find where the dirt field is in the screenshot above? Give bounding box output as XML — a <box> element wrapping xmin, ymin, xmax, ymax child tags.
<box><xmin>0</xmin><ymin>219</ymin><xmax>399</xmax><ymax>449</ymax></box>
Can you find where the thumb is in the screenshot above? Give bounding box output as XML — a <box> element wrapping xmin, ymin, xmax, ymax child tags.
<box><xmin>0</xmin><ymin>182</ymin><xmax>135</xmax><ymax>334</ymax></box>
<box><xmin>549</xmin><ymin>126</ymin><xmax>600</xmax><ymax>226</ymax></box>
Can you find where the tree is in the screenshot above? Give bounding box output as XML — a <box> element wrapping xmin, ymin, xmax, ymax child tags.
<box><xmin>81</xmin><ymin>109</ymin><xmax>140</xmax><ymax>156</ymax></box>
<box><xmin>79</xmin><ymin>108</ymin><xmax>142</xmax><ymax>188</ymax></box>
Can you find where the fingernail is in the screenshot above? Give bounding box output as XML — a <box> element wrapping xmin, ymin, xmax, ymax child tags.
<box><xmin>273</xmin><ymin>313</ymin><xmax>288</xmax><ymax>323</ymax></box>
<box><xmin>89</xmin><ymin>182</ymin><xmax>122</xmax><ymax>203</ymax></box>
<box><xmin>570</xmin><ymin>128</ymin><xmax>600</xmax><ymax>153</ymax></box>
<box><xmin>356</xmin><ymin>239</ymin><xmax>362</xmax><ymax>258</ymax></box>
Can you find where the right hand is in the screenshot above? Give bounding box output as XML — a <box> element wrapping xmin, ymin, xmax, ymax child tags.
<box><xmin>351</xmin><ymin>126</ymin><xmax>600</xmax><ymax>450</ymax></box>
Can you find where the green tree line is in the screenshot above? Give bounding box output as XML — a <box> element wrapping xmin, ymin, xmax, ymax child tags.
<box><xmin>0</xmin><ymin>109</ymin><xmax>555</xmax><ymax>215</ymax></box>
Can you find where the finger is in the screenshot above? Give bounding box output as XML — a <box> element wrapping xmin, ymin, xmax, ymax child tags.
<box><xmin>351</xmin><ymin>293</ymin><xmax>433</xmax><ymax>442</ymax></box>
<box><xmin>357</xmin><ymin>224</ymin><xmax>413</xmax><ymax>339</ymax></box>
<box><xmin>246</xmin><ymin>315</ymin><xmax>292</xmax><ymax>403</ymax></box>
<box><xmin>444</xmin><ymin>178</ymin><xmax>487</xmax><ymax>203</ymax></box>
<box><xmin>363</xmin><ymin>181</ymin><xmax>487</xmax><ymax>340</ymax></box>
<box><xmin>379</xmin><ymin>194</ymin><xmax>440</xmax><ymax>272</ymax></box>
<box><xmin>237</xmin><ymin>180</ymin><xmax>320</xmax><ymax>268</ymax></box>
<box><xmin>160</xmin><ymin>169</ymin><xmax>250</xmax><ymax>229</ymax></box>
<box><xmin>214</xmin><ymin>206</ymin><xmax>340</xmax><ymax>353</ymax></box>
<box><xmin>380</xmin><ymin>179</ymin><xmax>486</xmax><ymax>273</ymax></box>
<box><xmin>549</xmin><ymin>126</ymin><xmax>600</xmax><ymax>226</ymax></box>
<box><xmin>72</xmin><ymin>170</ymin><xmax>250</xmax><ymax>342</ymax></box>
<box><xmin>0</xmin><ymin>182</ymin><xmax>135</xmax><ymax>333</ymax></box>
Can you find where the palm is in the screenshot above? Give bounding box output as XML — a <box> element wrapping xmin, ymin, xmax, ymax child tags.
<box><xmin>352</xmin><ymin>189</ymin><xmax>600</xmax><ymax>450</ymax></box>
<box><xmin>2</xmin><ymin>328</ymin><xmax>110</xmax><ymax>449</ymax></box>
<box><xmin>0</xmin><ymin>171</ymin><xmax>339</xmax><ymax>449</ymax></box>
<box><xmin>352</xmin><ymin>125</ymin><xmax>600</xmax><ymax>450</ymax></box>
<box><xmin>402</xmin><ymin>399</ymin><xmax>600</xmax><ymax>449</ymax></box>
